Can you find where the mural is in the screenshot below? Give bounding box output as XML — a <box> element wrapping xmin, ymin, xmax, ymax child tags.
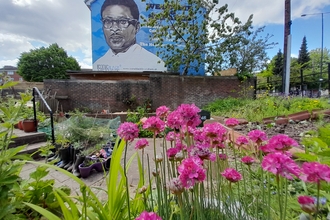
<box><xmin>86</xmin><ymin>0</ymin><xmax>205</xmax><ymax>74</ymax></box>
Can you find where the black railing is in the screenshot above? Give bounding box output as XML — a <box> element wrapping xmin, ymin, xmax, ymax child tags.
<box><xmin>32</xmin><ymin>87</ymin><xmax>55</xmax><ymax>144</ymax></box>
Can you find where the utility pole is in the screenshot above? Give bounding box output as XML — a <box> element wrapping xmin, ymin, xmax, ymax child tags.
<box><xmin>282</xmin><ymin>0</ymin><xmax>291</xmax><ymax>94</ymax></box>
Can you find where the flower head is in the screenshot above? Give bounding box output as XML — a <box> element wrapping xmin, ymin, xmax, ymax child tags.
<box><xmin>156</xmin><ymin>105</ymin><xmax>170</xmax><ymax>119</ymax></box>
<box><xmin>117</xmin><ymin>122</ymin><xmax>139</xmax><ymax>142</ymax></box>
<box><xmin>135</xmin><ymin>138</ymin><xmax>149</xmax><ymax>150</ymax></box>
<box><xmin>241</xmin><ymin>156</ymin><xmax>255</xmax><ymax>166</ymax></box>
<box><xmin>297</xmin><ymin>195</ymin><xmax>316</xmax><ymax>214</ymax></box>
<box><xmin>236</xmin><ymin>136</ymin><xmax>249</xmax><ymax>146</ymax></box>
<box><xmin>248</xmin><ymin>130</ymin><xmax>267</xmax><ymax>143</ymax></box>
<box><xmin>168</xmin><ymin>178</ymin><xmax>184</xmax><ymax>195</ymax></box>
<box><xmin>202</xmin><ymin>122</ymin><xmax>227</xmax><ymax>147</ymax></box>
<box><xmin>221</xmin><ymin>168</ymin><xmax>242</xmax><ymax>183</ymax></box>
<box><xmin>219</xmin><ymin>153</ymin><xmax>228</xmax><ymax>160</ymax></box>
<box><xmin>225</xmin><ymin>118</ymin><xmax>239</xmax><ymax>127</ymax></box>
<box><xmin>261</xmin><ymin>152</ymin><xmax>301</xmax><ymax>180</ymax></box>
<box><xmin>166</xmin><ymin>147</ymin><xmax>179</xmax><ymax>160</ymax></box>
<box><xmin>267</xmin><ymin>134</ymin><xmax>298</xmax><ymax>152</ymax></box>
<box><xmin>178</xmin><ymin>156</ymin><xmax>206</xmax><ymax>188</ymax></box>
<box><xmin>300</xmin><ymin>162</ymin><xmax>330</xmax><ymax>183</ymax></box>
<box><xmin>142</xmin><ymin>116</ymin><xmax>165</xmax><ymax>135</ymax></box>
<box><xmin>136</xmin><ymin>211</ymin><xmax>162</xmax><ymax>220</ymax></box>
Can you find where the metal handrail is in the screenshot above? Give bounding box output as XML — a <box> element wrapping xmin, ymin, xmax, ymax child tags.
<box><xmin>32</xmin><ymin>87</ymin><xmax>55</xmax><ymax>144</ymax></box>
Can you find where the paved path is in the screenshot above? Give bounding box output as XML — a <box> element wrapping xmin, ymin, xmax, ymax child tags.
<box><xmin>20</xmin><ymin>138</ymin><xmax>166</xmax><ymax>200</ymax></box>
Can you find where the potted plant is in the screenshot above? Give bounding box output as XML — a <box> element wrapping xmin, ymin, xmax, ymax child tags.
<box><xmin>22</xmin><ymin>105</ymin><xmax>37</xmax><ymax>133</ymax></box>
<box><xmin>78</xmin><ymin>156</ymin><xmax>105</xmax><ymax>178</ymax></box>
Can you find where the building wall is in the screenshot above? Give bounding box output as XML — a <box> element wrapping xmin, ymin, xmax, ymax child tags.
<box><xmin>44</xmin><ymin>75</ymin><xmax>255</xmax><ymax>112</ymax></box>
<box><xmin>0</xmin><ymin>66</ymin><xmax>23</xmax><ymax>82</ymax></box>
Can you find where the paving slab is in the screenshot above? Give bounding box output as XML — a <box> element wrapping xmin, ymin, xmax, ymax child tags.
<box><xmin>19</xmin><ymin>138</ymin><xmax>167</xmax><ymax>197</ymax></box>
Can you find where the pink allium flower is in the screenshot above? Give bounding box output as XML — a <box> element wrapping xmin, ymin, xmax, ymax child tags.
<box><xmin>166</xmin><ymin>131</ymin><xmax>177</xmax><ymax>142</ymax></box>
<box><xmin>209</xmin><ymin>153</ymin><xmax>216</xmax><ymax>161</ymax></box>
<box><xmin>167</xmin><ymin>110</ymin><xmax>182</xmax><ymax>130</ymax></box>
<box><xmin>221</xmin><ymin>168</ymin><xmax>242</xmax><ymax>183</ymax></box>
<box><xmin>241</xmin><ymin>156</ymin><xmax>255</xmax><ymax>165</ymax></box>
<box><xmin>156</xmin><ymin>105</ymin><xmax>170</xmax><ymax>119</ymax></box>
<box><xmin>300</xmin><ymin>162</ymin><xmax>330</xmax><ymax>183</ymax></box>
<box><xmin>225</xmin><ymin>118</ymin><xmax>239</xmax><ymax>127</ymax></box>
<box><xmin>135</xmin><ymin>211</ymin><xmax>162</xmax><ymax>220</ymax></box>
<box><xmin>248</xmin><ymin>130</ymin><xmax>267</xmax><ymax>143</ymax></box>
<box><xmin>190</xmin><ymin>144</ymin><xmax>214</xmax><ymax>161</ymax></box>
<box><xmin>178</xmin><ymin>156</ymin><xmax>206</xmax><ymax>188</ymax></box>
<box><xmin>219</xmin><ymin>153</ymin><xmax>228</xmax><ymax>160</ymax></box>
<box><xmin>135</xmin><ymin>138</ymin><xmax>149</xmax><ymax>150</ymax></box>
<box><xmin>261</xmin><ymin>152</ymin><xmax>301</xmax><ymax>180</ymax></box>
<box><xmin>167</xmin><ymin>147</ymin><xmax>179</xmax><ymax>160</ymax></box>
<box><xmin>202</xmin><ymin>123</ymin><xmax>227</xmax><ymax>147</ymax></box>
<box><xmin>168</xmin><ymin>177</ymin><xmax>184</xmax><ymax>195</ymax></box>
<box><xmin>117</xmin><ymin>122</ymin><xmax>139</xmax><ymax>142</ymax></box>
<box><xmin>236</xmin><ymin>136</ymin><xmax>249</xmax><ymax>146</ymax></box>
<box><xmin>176</xmin><ymin>103</ymin><xmax>201</xmax><ymax>128</ymax></box>
<box><xmin>297</xmin><ymin>196</ymin><xmax>316</xmax><ymax>214</ymax></box>
<box><xmin>267</xmin><ymin>134</ymin><xmax>298</xmax><ymax>152</ymax></box>
<box><xmin>142</xmin><ymin>116</ymin><xmax>165</xmax><ymax>135</ymax></box>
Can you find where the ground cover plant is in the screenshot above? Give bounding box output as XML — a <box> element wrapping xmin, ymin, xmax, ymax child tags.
<box><xmin>26</xmin><ymin>104</ymin><xmax>330</xmax><ymax>220</ymax></box>
<box><xmin>204</xmin><ymin>96</ymin><xmax>330</xmax><ymax>122</ymax></box>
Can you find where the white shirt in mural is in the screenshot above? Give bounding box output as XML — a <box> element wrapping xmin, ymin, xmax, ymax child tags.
<box><xmin>93</xmin><ymin>44</ymin><xmax>167</xmax><ymax>72</ymax></box>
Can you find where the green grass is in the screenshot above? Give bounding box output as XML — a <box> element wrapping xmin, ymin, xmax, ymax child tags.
<box><xmin>203</xmin><ymin>96</ymin><xmax>330</xmax><ymax>122</ymax></box>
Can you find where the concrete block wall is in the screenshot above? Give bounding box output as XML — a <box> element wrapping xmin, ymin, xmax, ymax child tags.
<box><xmin>44</xmin><ymin>75</ymin><xmax>255</xmax><ymax>113</ymax></box>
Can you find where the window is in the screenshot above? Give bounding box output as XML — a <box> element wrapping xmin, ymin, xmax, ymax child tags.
<box><xmin>19</xmin><ymin>77</ymin><xmax>23</xmax><ymax>81</ymax></box>
<box><xmin>7</xmin><ymin>71</ymin><xmax>14</xmax><ymax>75</ymax></box>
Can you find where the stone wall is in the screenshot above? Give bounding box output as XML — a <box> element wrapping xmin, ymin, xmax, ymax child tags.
<box><xmin>44</xmin><ymin>74</ymin><xmax>255</xmax><ymax>112</ymax></box>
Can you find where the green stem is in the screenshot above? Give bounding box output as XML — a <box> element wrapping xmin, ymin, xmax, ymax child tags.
<box><xmin>276</xmin><ymin>174</ymin><xmax>283</xmax><ymax>220</ymax></box>
<box><xmin>316</xmin><ymin>181</ymin><xmax>321</xmax><ymax>219</ymax></box>
<box><xmin>124</xmin><ymin>142</ymin><xmax>131</xmax><ymax>220</ymax></box>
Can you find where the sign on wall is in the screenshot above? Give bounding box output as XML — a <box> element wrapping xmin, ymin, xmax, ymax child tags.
<box><xmin>87</xmin><ymin>0</ymin><xmax>205</xmax><ymax>74</ymax></box>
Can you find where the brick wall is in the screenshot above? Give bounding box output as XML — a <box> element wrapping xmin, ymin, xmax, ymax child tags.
<box><xmin>44</xmin><ymin>75</ymin><xmax>255</xmax><ymax>112</ymax></box>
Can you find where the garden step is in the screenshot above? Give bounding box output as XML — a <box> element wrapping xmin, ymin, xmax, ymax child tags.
<box><xmin>17</xmin><ymin>141</ymin><xmax>48</xmax><ymax>157</ymax></box>
<box><xmin>9</xmin><ymin>129</ymin><xmax>47</xmax><ymax>148</ymax></box>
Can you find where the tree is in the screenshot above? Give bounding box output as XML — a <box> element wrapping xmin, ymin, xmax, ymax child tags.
<box><xmin>145</xmin><ymin>1</ymin><xmax>252</xmax><ymax>75</ymax></box>
<box><xmin>309</xmin><ymin>48</ymin><xmax>330</xmax><ymax>73</ymax></box>
<box><xmin>219</xmin><ymin>26</ymin><xmax>277</xmax><ymax>75</ymax></box>
<box><xmin>272</xmin><ymin>49</ymin><xmax>283</xmax><ymax>76</ymax></box>
<box><xmin>297</xmin><ymin>36</ymin><xmax>310</xmax><ymax>68</ymax></box>
<box><xmin>17</xmin><ymin>43</ymin><xmax>80</xmax><ymax>82</ymax></box>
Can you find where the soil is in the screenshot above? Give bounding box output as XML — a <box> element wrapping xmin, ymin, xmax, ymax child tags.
<box><xmin>232</xmin><ymin>115</ymin><xmax>330</xmax><ymax>145</ymax></box>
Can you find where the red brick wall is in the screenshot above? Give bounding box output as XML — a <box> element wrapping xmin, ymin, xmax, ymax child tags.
<box><xmin>44</xmin><ymin>75</ymin><xmax>255</xmax><ymax>112</ymax></box>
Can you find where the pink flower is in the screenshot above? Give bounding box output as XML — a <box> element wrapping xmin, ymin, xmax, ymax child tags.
<box><xmin>225</xmin><ymin>118</ymin><xmax>239</xmax><ymax>127</ymax></box>
<box><xmin>221</xmin><ymin>168</ymin><xmax>242</xmax><ymax>183</ymax></box>
<box><xmin>135</xmin><ymin>211</ymin><xmax>162</xmax><ymax>220</ymax></box>
<box><xmin>176</xmin><ymin>103</ymin><xmax>201</xmax><ymax>128</ymax></box>
<box><xmin>202</xmin><ymin>123</ymin><xmax>227</xmax><ymax>147</ymax></box>
<box><xmin>190</xmin><ymin>144</ymin><xmax>214</xmax><ymax>161</ymax></box>
<box><xmin>165</xmin><ymin>131</ymin><xmax>177</xmax><ymax>142</ymax></box>
<box><xmin>300</xmin><ymin>162</ymin><xmax>330</xmax><ymax>183</ymax></box>
<box><xmin>117</xmin><ymin>122</ymin><xmax>139</xmax><ymax>142</ymax></box>
<box><xmin>297</xmin><ymin>196</ymin><xmax>316</xmax><ymax>214</ymax></box>
<box><xmin>156</xmin><ymin>106</ymin><xmax>170</xmax><ymax>119</ymax></box>
<box><xmin>167</xmin><ymin>110</ymin><xmax>182</xmax><ymax>130</ymax></box>
<box><xmin>166</xmin><ymin>147</ymin><xmax>179</xmax><ymax>160</ymax></box>
<box><xmin>241</xmin><ymin>156</ymin><xmax>255</xmax><ymax>165</ymax></box>
<box><xmin>135</xmin><ymin>138</ymin><xmax>149</xmax><ymax>150</ymax></box>
<box><xmin>248</xmin><ymin>130</ymin><xmax>267</xmax><ymax>143</ymax></box>
<box><xmin>267</xmin><ymin>134</ymin><xmax>298</xmax><ymax>152</ymax></box>
<box><xmin>236</xmin><ymin>136</ymin><xmax>249</xmax><ymax>146</ymax></box>
<box><xmin>178</xmin><ymin>156</ymin><xmax>206</xmax><ymax>188</ymax></box>
<box><xmin>261</xmin><ymin>152</ymin><xmax>301</xmax><ymax>180</ymax></box>
<box><xmin>219</xmin><ymin>153</ymin><xmax>228</xmax><ymax>160</ymax></box>
<box><xmin>168</xmin><ymin>177</ymin><xmax>184</xmax><ymax>195</ymax></box>
<box><xmin>142</xmin><ymin>116</ymin><xmax>165</xmax><ymax>135</ymax></box>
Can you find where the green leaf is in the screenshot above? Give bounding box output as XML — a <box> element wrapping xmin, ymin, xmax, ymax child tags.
<box><xmin>23</xmin><ymin>202</ymin><xmax>61</xmax><ymax>220</ymax></box>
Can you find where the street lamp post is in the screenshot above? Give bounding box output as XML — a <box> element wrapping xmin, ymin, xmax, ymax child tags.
<box><xmin>301</xmin><ymin>12</ymin><xmax>330</xmax><ymax>93</ymax></box>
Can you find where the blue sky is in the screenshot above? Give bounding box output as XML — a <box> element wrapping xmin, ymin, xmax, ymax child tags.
<box><xmin>0</xmin><ymin>0</ymin><xmax>329</xmax><ymax>69</ymax></box>
<box><xmin>264</xmin><ymin>4</ymin><xmax>330</xmax><ymax>59</ymax></box>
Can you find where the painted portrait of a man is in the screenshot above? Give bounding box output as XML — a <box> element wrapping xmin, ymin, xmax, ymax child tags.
<box><xmin>92</xmin><ymin>0</ymin><xmax>167</xmax><ymax>72</ymax></box>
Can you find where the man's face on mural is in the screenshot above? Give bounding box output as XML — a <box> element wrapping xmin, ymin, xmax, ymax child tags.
<box><xmin>102</xmin><ymin>5</ymin><xmax>140</xmax><ymax>54</ymax></box>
